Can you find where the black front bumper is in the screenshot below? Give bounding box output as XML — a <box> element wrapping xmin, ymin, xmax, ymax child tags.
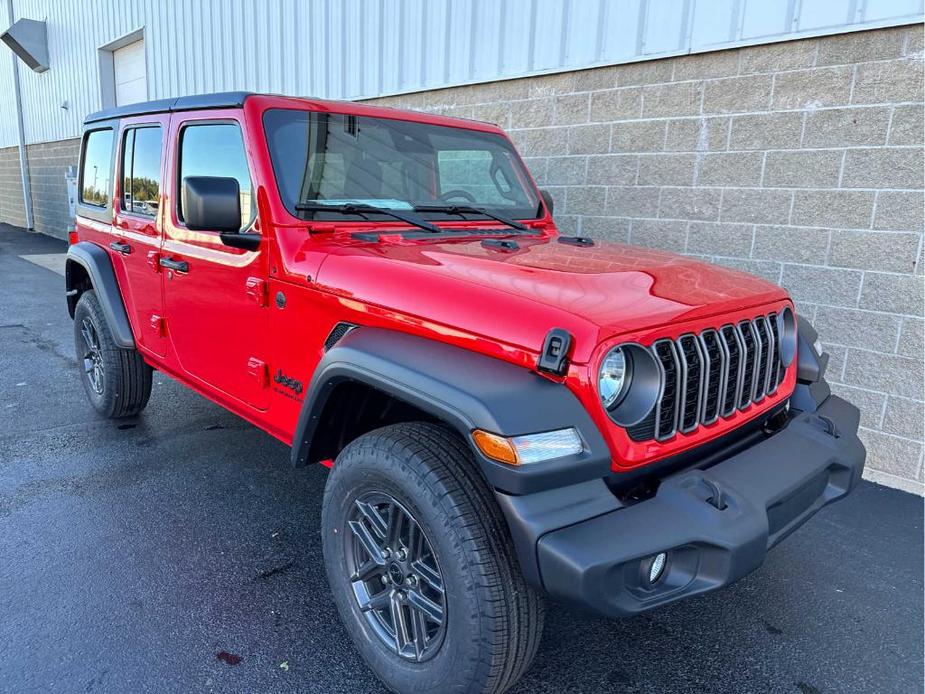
<box><xmin>497</xmin><ymin>395</ymin><xmax>865</xmax><ymax>618</ymax></box>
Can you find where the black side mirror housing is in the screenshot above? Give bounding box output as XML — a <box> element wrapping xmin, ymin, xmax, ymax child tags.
<box><xmin>181</xmin><ymin>176</ymin><xmax>261</xmax><ymax>251</ymax></box>
<box><xmin>539</xmin><ymin>188</ymin><xmax>554</xmax><ymax>216</ymax></box>
<box><xmin>182</xmin><ymin>176</ymin><xmax>241</xmax><ymax>232</ymax></box>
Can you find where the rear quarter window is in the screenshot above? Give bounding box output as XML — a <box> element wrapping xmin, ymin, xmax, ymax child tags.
<box><xmin>79</xmin><ymin>128</ymin><xmax>115</xmax><ymax>208</ymax></box>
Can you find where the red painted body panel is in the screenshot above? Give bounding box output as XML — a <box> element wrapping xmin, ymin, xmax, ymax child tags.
<box><xmin>74</xmin><ymin>94</ymin><xmax>797</xmax><ymax>474</ymax></box>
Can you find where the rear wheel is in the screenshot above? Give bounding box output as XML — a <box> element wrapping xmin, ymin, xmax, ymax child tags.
<box><xmin>322</xmin><ymin>422</ymin><xmax>544</xmax><ymax>694</ymax></box>
<box><xmin>73</xmin><ymin>290</ymin><xmax>152</xmax><ymax>418</ymax></box>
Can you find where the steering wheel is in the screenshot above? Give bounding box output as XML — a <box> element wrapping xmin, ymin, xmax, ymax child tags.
<box><xmin>438</xmin><ymin>189</ymin><xmax>477</xmax><ymax>204</ymax></box>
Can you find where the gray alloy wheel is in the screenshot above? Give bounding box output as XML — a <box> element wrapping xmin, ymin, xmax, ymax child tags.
<box><xmin>72</xmin><ymin>290</ymin><xmax>153</xmax><ymax>418</ymax></box>
<box><xmin>80</xmin><ymin>316</ymin><xmax>105</xmax><ymax>395</ymax></box>
<box><xmin>346</xmin><ymin>491</ymin><xmax>446</xmax><ymax>662</ymax></box>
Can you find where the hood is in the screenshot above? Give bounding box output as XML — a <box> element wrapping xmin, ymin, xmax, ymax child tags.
<box><xmin>311</xmin><ymin>235</ymin><xmax>789</xmax><ymax>363</ymax></box>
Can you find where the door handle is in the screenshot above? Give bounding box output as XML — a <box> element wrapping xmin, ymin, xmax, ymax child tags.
<box><xmin>109</xmin><ymin>241</ymin><xmax>132</xmax><ymax>255</ymax></box>
<box><xmin>159</xmin><ymin>257</ymin><xmax>189</xmax><ymax>273</ymax></box>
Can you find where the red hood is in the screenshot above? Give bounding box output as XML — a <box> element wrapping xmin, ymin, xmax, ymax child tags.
<box><xmin>308</xmin><ymin>235</ymin><xmax>789</xmax><ymax>363</ymax></box>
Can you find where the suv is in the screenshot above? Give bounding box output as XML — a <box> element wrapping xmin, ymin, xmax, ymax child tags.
<box><xmin>66</xmin><ymin>92</ymin><xmax>865</xmax><ymax>694</ymax></box>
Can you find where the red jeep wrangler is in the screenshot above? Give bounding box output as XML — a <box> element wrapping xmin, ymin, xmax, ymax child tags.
<box><xmin>66</xmin><ymin>92</ymin><xmax>865</xmax><ymax>693</ymax></box>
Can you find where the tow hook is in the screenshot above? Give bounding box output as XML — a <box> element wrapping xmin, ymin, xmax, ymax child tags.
<box><xmin>701</xmin><ymin>478</ymin><xmax>727</xmax><ymax>511</ymax></box>
<box><xmin>808</xmin><ymin>414</ymin><xmax>839</xmax><ymax>438</ymax></box>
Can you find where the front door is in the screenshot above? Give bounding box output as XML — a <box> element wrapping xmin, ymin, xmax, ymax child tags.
<box><xmin>111</xmin><ymin>117</ymin><xmax>168</xmax><ymax>356</ymax></box>
<box><xmin>161</xmin><ymin>113</ymin><xmax>270</xmax><ymax>410</ymax></box>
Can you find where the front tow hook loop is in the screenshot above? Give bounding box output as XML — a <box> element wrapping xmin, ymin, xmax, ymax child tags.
<box><xmin>702</xmin><ymin>478</ymin><xmax>727</xmax><ymax>511</ymax></box>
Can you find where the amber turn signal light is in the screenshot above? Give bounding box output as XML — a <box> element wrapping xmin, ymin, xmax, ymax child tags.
<box><xmin>471</xmin><ymin>429</ymin><xmax>519</xmax><ymax>465</ymax></box>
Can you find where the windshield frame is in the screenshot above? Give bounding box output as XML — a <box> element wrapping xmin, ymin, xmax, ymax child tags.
<box><xmin>261</xmin><ymin>107</ymin><xmax>544</xmax><ymax>225</ymax></box>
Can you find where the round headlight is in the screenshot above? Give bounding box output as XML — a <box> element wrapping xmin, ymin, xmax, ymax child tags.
<box><xmin>598</xmin><ymin>343</ymin><xmax>662</xmax><ymax>427</ymax></box>
<box><xmin>599</xmin><ymin>347</ymin><xmax>630</xmax><ymax>409</ymax></box>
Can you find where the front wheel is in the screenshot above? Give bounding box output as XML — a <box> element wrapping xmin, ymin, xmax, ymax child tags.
<box><xmin>322</xmin><ymin>422</ymin><xmax>544</xmax><ymax>694</ymax></box>
<box><xmin>73</xmin><ymin>290</ymin><xmax>152</xmax><ymax>418</ymax></box>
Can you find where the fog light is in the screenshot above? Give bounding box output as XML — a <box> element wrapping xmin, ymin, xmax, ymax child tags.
<box><xmin>647</xmin><ymin>552</ymin><xmax>667</xmax><ymax>584</ymax></box>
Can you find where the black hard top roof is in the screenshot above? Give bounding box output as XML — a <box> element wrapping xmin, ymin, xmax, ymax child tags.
<box><xmin>84</xmin><ymin>91</ymin><xmax>253</xmax><ymax>124</ymax></box>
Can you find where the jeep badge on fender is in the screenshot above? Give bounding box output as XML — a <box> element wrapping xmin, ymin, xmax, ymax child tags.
<box><xmin>66</xmin><ymin>92</ymin><xmax>866</xmax><ymax>694</ymax></box>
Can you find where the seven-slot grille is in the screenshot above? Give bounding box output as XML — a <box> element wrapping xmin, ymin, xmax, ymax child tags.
<box><xmin>627</xmin><ymin>312</ymin><xmax>787</xmax><ymax>442</ymax></box>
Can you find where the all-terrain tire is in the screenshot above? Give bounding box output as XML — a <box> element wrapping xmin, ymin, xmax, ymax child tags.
<box><xmin>322</xmin><ymin>422</ymin><xmax>545</xmax><ymax>694</ymax></box>
<box><xmin>73</xmin><ymin>290</ymin><xmax>152</xmax><ymax>418</ymax></box>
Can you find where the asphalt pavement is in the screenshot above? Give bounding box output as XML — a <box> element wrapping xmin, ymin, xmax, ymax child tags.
<box><xmin>0</xmin><ymin>224</ymin><xmax>922</xmax><ymax>694</ymax></box>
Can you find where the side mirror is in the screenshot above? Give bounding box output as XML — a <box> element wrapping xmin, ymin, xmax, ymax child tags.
<box><xmin>181</xmin><ymin>176</ymin><xmax>261</xmax><ymax>251</ymax></box>
<box><xmin>539</xmin><ymin>188</ymin><xmax>554</xmax><ymax>216</ymax></box>
<box><xmin>182</xmin><ymin>176</ymin><xmax>241</xmax><ymax>232</ymax></box>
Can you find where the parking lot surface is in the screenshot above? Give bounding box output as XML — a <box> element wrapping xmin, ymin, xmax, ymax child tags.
<box><xmin>1</xmin><ymin>225</ymin><xmax>922</xmax><ymax>694</ymax></box>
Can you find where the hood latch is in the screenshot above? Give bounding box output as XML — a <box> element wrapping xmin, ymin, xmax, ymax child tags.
<box><xmin>537</xmin><ymin>328</ymin><xmax>573</xmax><ymax>376</ymax></box>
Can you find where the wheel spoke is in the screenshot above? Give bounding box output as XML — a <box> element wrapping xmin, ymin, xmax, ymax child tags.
<box><xmin>385</xmin><ymin>502</ymin><xmax>403</xmax><ymax>549</ymax></box>
<box><xmin>354</xmin><ymin>582</ymin><xmax>391</xmax><ymax>612</ymax></box>
<box><xmin>406</xmin><ymin>587</ymin><xmax>444</xmax><ymax>625</ymax></box>
<box><xmin>80</xmin><ymin>322</ymin><xmax>96</xmax><ymax>352</ymax></box>
<box><xmin>411</xmin><ymin>559</ymin><xmax>443</xmax><ymax>594</ymax></box>
<box><xmin>354</xmin><ymin>499</ymin><xmax>388</xmax><ymax>539</ymax></box>
<box><xmin>348</xmin><ymin>519</ymin><xmax>385</xmax><ymax>565</ymax></box>
<box><xmin>352</xmin><ymin>556</ymin><xmax>385</xmax><ymax>582</ymax></box>
<box><xmin>390</xmin><ymin>592</ymin><xmax>412</xmax><ymax>654</ymax></box>
<box><xmin>410</xmin><ymin>606</ymin><xmax>428</xmax><ymax>660</ymax></box>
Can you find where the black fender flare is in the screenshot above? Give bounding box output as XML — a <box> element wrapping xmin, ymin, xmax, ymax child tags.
<box><xmin>66</xmin><ymin>242</ymin><xmax>135</xmax><ymax>349</ymax></box>
<box><xmin>791</xmin><ymin>316</ymin><xmax>832</xmax><ymax>413</ymax></box>
<box><xmin>291</xmin><ymin>327</ymin><xmax>612</xmax><ymax>495</ymax></box>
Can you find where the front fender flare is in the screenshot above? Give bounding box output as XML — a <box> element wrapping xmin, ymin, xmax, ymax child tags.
<box><xmin>292</xmin><ymin>328</ymin><xmax>611</xmax><ymax>495</ymax></box>
<box><xmin>66</xmin><ymin>242</ymin><xmax>135</xmax><ymax>349</ymax></box>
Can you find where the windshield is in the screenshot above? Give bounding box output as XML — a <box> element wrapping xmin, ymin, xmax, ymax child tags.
<box><xmin>263</xmin><ymin>108</ymin><xmax>541</xmax><ymax>222</ymax></box>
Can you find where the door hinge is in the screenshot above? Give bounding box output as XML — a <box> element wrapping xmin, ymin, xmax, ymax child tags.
<box><xmin>247</xmin><ymin>357</ymin><xmax>269</xmax><ymax>388</ymax></box>
<box><xmin>150</xmin><ymin>314</ymin><xmax>166</xmax><ymax>336</ymax></box>
<box><xmin>147</xmin><ymin>250</ymin><xmax>161</xmax><ymax>272</ymax></box>
<box><xmin>245</xmin><ymin>277</ymin><xmax>268</xmax><ymax>307</ymax></box>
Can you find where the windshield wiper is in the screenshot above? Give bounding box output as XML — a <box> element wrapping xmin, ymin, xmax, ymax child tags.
<box><xmin>294</xmin><ymin>202</ymin><xmax>441</xmax><ymax>234</ymax></box>
<box><xmin>412</xmin><ymin>204</ymin><xmax>529</xmax><ymax>231</ymax></box>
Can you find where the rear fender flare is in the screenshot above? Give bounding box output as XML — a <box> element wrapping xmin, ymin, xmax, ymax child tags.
<box><xmin>66</xmin><ymin>242</ymin><xmax>135</xmax><ymax>349</ymax></box>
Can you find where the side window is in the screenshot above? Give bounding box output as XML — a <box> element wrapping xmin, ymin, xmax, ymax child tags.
<box><xmin>178</xmin><ymin>122</ymin><xmax>254</xmax><ymax>230</ymax></box>
<box><xmin>79</xmin><ymin>129</ymin><xmax>114</xmax><ymax>207</ymax></box>
<box><xmin>121</xmin><ymin>126</ymin><xmax>162</xmax><ymax>217</ymax></box>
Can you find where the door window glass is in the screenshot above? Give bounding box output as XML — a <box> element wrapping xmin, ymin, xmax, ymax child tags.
<box><xmin>80</xmin><ymin>129</ymin><xmax>114</xmax><ymax>207</ymax></box>
<box><xmin>121</xmin><ymin>126</ymin><xmax>162</xmax><ymax>217</ymax></box>
<box><xmin>178</xmin><ymin>123</ymin><xmax>254</xmax><ymax>230</ymax></box>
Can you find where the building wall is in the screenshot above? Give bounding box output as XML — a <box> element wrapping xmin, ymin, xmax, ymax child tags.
<box><xmin>26</xmin><ymin>139</ymin><xmax>80</xmax><ymax>238</ymax></box>
<box><xmin>0</xmin><ymin>146</ymin><xmax>27</xmax><ymax>228</ymax></box>
<box><xmin>1</xmin><ymin>0</ymin><xmax>923</xmax><ymax>148</ymax></box>
<box><xmin>366</xmin><ymin>25</ymin><xmax>925</xmax><ymax>493</ymax></box>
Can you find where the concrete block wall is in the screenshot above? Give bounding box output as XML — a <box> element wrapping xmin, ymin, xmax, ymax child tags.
<box><xmin>368</xmin><ymin>25</ymin><xmax>925</xmax><ymax>493</ymax></box>
<box><xmin>26</xmin><ymin>139</ymin><xmax>81</xmax><ymax>239</ymax></box>
<box><xmin>0</xmin><ymin>146</ymin><xmax>27</xmax><ymax>229</ymax></box>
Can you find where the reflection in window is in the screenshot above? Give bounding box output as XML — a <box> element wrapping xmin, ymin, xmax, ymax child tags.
<box><xmin>178</xmin><ymin>123</ymin><xmax>254</xmax><ymax>230</ymax></box>
<box><xmin>121</xmin><ymin>126</ymin><xmax>162</xmax><ymax>217</ymax></box>
<box><xmin>80</xmin><ymin>129</ymin><xmax>114</xmax><ymax>207</ymax></box>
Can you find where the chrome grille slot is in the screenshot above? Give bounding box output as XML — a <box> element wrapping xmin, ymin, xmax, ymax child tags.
<box><xmin>624</xmin><ymin>311</ymin><xmax>789</xmax><ymax>443</ymax></box>
<box><xmin>652</xmin><ymin>340</ymin><xmax>680</xmax><ymax>441</ymax></box>
<box><xmin>698</xmin><ymin>329</ymin><xmax>725</xmax><ymax>424</ymax></box>
<box><xmin>677</xmin><ymin>335</ymin><xmax>704</xmax><ymax>433</ymax></box>
<box><xmin>720</xmin><ymin>325</ymin><xmax>742</xmax><ymax>417</ymax></box>
<box><xmin>737</xmin><ymin>321</ymin><xmax>757</xmax><ymax>409</ymax></box>
<box><xmin>753</xmin><ymin>318</ymin><xmax>770</xmax><ymax>401</ymax></box>
<box><xmin>767</xmin><ymin>314</ymin><xmax>783</xmax><ymax>389</ymax></box>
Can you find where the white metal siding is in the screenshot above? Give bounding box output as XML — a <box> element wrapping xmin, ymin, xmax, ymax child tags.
<box><xmin>113</xmin><ymin>38</ymin><xmax>146</xmax><ymax>105</ymax></box>
<box><xmin>0</xmin><ymin>0</ymin><xmax>922</xmax><ymax>147</ymax></box>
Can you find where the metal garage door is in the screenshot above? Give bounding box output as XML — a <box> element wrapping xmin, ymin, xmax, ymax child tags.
<box><xmin>113</xmin><ymin>39</ymin><xmax>146</xmax><ymax>106</ymax></box>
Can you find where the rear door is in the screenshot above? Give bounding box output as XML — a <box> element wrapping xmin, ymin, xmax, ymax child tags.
<box><xmin>111</xmin><ymin>117</ymin><xmax>168</xmax><ymax>356</ymax></box>
<box><xmin>160</xmin><ymin>113</ymin><xmax>270</xmax><ymax>410</ymax></box>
